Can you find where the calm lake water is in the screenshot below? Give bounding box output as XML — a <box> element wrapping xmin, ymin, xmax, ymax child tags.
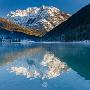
<box><xmin>0</xmin><ymin>42</ymin><xmax>90</xmax><ymax>90</ymax></box>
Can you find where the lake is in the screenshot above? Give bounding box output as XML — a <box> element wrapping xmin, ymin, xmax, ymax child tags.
<box><xmin>0</xmin><ymin>42</ymin><xmax>90</xmax><ymax>90</ymax></box>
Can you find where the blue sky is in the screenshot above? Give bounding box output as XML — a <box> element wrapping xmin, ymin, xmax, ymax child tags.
<box><xmin>0</xmin><ymin>0</ymin><xmax>90</xmax><ymax>17</ymax></box>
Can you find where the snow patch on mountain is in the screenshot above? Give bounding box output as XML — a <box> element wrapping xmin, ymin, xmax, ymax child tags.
<box><xmin>7</xmin><ymin>5</ymin><xmax>70</xmax><ymax>32</ymax></box>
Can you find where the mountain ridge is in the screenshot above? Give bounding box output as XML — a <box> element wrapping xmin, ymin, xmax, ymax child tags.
<box><xmin>7</xmin><ymin>5</ymin><xmax>70</xmax><ymax>32</ymax></box>
<box><xmin>40</xmin><ymin>4</ymin><xmax>90</xmax><ymax>41</ymax></box>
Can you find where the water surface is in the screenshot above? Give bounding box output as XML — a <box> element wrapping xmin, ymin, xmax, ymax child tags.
<box><xmin>0</xmin><ymin>42</ymin><xmax>90</xmax><ymax>90</ymax></box>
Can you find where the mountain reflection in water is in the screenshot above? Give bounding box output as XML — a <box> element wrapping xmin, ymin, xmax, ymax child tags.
<box><xmin>5</xmin><ymin>46</ymin><xmax>69</xmax><ymax>80</ymax></box>
<box><xmin>0</xmin><ymin>43</ymin><xmax>90</xmax><ymax>90</ymax></box>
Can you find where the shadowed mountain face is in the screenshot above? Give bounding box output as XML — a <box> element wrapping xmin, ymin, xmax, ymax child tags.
<box><xmin>41</xmin><ymin>4</ymin><xmax>90</xmax><ymax>41</ymax></box>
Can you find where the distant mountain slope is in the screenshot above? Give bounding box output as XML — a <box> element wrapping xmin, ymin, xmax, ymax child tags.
<box><xmin>0</xmin><ymin>18</ymin><xmax>45</xmax><ymax>37</ymax></box>
<box><xmin>41</xmin><ymin>4</ymin><xmax>90</xmax><ymax>41</ymax></box>
<box><xmin>7</xmin><ymin>5</ymin><xmax>70</xmax><ymax>32</ymax></box>
<box><xmin>0</xmin><ymin>27</ymin><xmax>41</xmax><ymax>42</ymax></box>
<box><xmin>0</xmin><ymin>18</ymin><xmax>43</xmax><ymax>42</ymax></box>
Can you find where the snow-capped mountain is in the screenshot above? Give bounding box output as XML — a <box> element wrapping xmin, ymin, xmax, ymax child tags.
<box><xmin>7</xmin><ymin>5</ymin><xmax>70</xmax><ymax>32</ymax></box>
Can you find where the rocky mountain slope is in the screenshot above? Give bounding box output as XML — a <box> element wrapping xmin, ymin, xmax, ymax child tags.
<box><xmin>41</xmin><ymin>4</ymin><xmax>90</xmax><ymax>41</ymax></box>
<box><xmin>7</xmin><ymin>5</ymin><xmax>70</xmax><ymax>32</ymax></box>
<box><xmin>0</xmin><ymin>18</ymin><xmax>45</xmax><ymax>36</ymax></box>
<box><xmin>0</xmin><ymin>18</ymin><xmax>42</xmax><ymax>42</ymax></box>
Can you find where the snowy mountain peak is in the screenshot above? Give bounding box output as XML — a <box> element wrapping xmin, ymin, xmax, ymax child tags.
<box><xmin>7</xmin><ymin>6</ymin><xmax>70</xmax><ymax>32</ymax></box>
